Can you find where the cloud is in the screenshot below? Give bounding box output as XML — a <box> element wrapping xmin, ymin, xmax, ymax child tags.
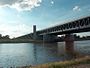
<box><xmin>0</xmin><ymin>23</ymin><xmax>32</xmax><ymax>38</ymax></box>
<box><xmin>0</xmin><ymin>0</ymin><xmax>42</xmax><ymax>11</ymax></box>
<box><xmin>50</xmin><ymin>0</ymin><xmax>54</xmax><ymax>6</ymax></box>
<box><xmin>51</xmin><ymin>1</ymin><xmax>54</xmax><ymax>5</ymax></box>
<box><xmin>73</xmin><ymin>6</ymin><xmax>81</xmax><ymax>11</ymax></box>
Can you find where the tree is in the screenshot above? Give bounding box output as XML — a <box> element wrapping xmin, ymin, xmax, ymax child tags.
<box><xmin>0</xmin><ymin>34</ymin><xmax>2</xmax><ymax>39</ymax></box>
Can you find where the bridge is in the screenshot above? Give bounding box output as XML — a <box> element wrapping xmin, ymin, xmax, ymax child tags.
<box><xmin>36</xmin><ymin>16</ymin><xmax>90</xmax><ymax>35</ymax></box>
<box><xmin>16</xmin><ymin>16</ymin><xmax>90</xmax><ymax>41</ymax></box>
<box><xmin>15</xmin><ymin>16</ymin><xmax>90</xmax><ymax>53</ymax></box>
<box><xmin>31</xmin><ymin>16</ymin><xmax>90</xmax><ymax>41</ymax></box>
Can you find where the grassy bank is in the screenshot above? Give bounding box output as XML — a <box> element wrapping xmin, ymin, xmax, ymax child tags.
<box><xmin>19</xmin><ymin>56</ymin><xmax>90</xmax><ymax>68</ymax></box>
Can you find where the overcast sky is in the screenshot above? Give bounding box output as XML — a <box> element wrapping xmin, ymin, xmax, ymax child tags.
<box><xmin>0</xmin><ymin>0</ymin><xmax>90</xmax><ymax>38</ymax></box>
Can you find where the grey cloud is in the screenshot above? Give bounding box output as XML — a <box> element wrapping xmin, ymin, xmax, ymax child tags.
<box><xmin>0</xmin><ymin>0</ymin><xmax>42</xmax><ymax>11</ymax></box>
<box><xmin>73</xmin><ymin>6</ymin><xmax>81</xmax><ymax>11</ymax></box>
<box><xmin>0</xmin><ymin>0</ymin><xmax>19</xmax><ymax>5</ymax></box>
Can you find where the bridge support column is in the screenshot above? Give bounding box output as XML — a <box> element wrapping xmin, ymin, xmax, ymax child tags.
<box><xmin>65</xmin><ymin>34</ymin><xmax>74</xmax><ymax>53</ymax></box>
<box><xmin>43</xmin><ymin>34</ymin><xmax>57</xmax><ymax>42</ymax></box>
<box><xmin>33</xmin><ymin>25</ymin><xmax>37</xmax><ymax>40</ymax></box>
<box><xmin>32</xmin><ymin>25</ymin><xmax>43</xmax><ymax>42</ymax></box>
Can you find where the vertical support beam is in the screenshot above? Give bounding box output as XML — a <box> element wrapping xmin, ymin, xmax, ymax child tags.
<box><xmin>33</xmin><ymin>25</ymin><xmax>37</xmax><ymax>40</ymax></box>
<box><xmin>65</xmin><ymin>34</ymin><xmax>74</xmax><ymax>53</ymax></box>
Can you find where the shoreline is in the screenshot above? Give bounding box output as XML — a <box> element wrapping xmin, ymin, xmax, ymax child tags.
<box><xmin>18</xmin><ymin>56</ymin><xmax>90</xmax><ymax>68</ymax></box>
<box><xmin>0</xmin><ymin>39</ymin><xmax>90</xmax><ymax>43</ymax></box>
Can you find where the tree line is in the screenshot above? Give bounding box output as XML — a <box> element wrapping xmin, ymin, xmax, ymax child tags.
<box><xmin>0</xmin><ymin>34</ymin><xmax>10</xmax><ymax>39</ymax></box>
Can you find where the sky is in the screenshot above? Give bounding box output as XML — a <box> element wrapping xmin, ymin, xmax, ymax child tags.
<box><xmin>0</xmin><ymin>0</ymin><xmax>90</xmax><ymax>38</ymax></box>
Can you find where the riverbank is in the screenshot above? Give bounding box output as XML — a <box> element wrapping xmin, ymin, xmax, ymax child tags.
<box><xmin>0</xmin><ymin>39</ymin><xmax>90</xmax><ymax>43</ymax></box>
<box><xmin>18</xmin><ymin>56</ymin><xmax>90</xmax><ymax>68</ymax></box>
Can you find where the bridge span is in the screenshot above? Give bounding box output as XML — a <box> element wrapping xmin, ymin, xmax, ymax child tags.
<box><xmin>16</xmin><ymin>16</ymin><xmax>90</xmax><ymax>42</ymax></box>
<box><xmin>36</xmin><ymin>16</ymin><xmax>90</xmax><ymax>35</ymax></box>
<box><xmin>15</xmin><ymin>16</ymin><xmax>90</xmax><ymax>53</ymax></box>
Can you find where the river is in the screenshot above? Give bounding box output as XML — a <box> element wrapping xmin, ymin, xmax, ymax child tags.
<box><xmin>0</xmin><ymin>40</ymin><xmax>90</xmax><ymax>67</ymax></box>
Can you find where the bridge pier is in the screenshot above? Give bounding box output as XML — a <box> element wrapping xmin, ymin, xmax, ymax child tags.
<box><xmin>33</xmin><ymin>25</ymin><xmax>37</xmax><ymax>40</ymax></box>
<box><xmin>65</xmin><ymin>34</ymin><xmax>74</xmax><ymax>53</ymax></box>
<box><xmin>32</xmin><ymin>25</ymin><xmax>43</xmax><ymax>42</ymax></box>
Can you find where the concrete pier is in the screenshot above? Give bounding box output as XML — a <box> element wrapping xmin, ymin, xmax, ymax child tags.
<box><xmin>33</xmin><ymin>25</ymin><xmax>37</xmax><ymax>40</ymax></box>
<box><xmin>65</xmin><ymin>34</ymin><xmax>74</xmax><ymax>53</ymax></box>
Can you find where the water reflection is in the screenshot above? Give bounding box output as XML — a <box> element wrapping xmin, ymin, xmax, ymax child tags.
<box><xmin>33</xmin><ymin>44</ymin><xmax>37</xmax><ymax>64</ymax></box>
<box><xmin>57</xmin><ymin>42</ymin><xmax>76</xmax><ymax>60</ymax></box>
<box><xmin>0</xmin><ymin>41</ymin><xmax>89</xmax><ymax>67</ymax></box>
<box><xmin>74</xmin><ymin>40</ymin><xmax>90</xmax><ymax>55</ymax></box>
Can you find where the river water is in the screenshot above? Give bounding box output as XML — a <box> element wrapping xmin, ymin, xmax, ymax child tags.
<box><xmin>0</xmin><ymin>40</ymin><xmax>90</xmax><ymax>67</ymax></box>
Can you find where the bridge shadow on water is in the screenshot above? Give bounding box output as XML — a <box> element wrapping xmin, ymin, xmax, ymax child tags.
<box><xmin>34</xmin><ymin>41</ymin><xmax>82</xmax><ymax>61</ymax></box>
